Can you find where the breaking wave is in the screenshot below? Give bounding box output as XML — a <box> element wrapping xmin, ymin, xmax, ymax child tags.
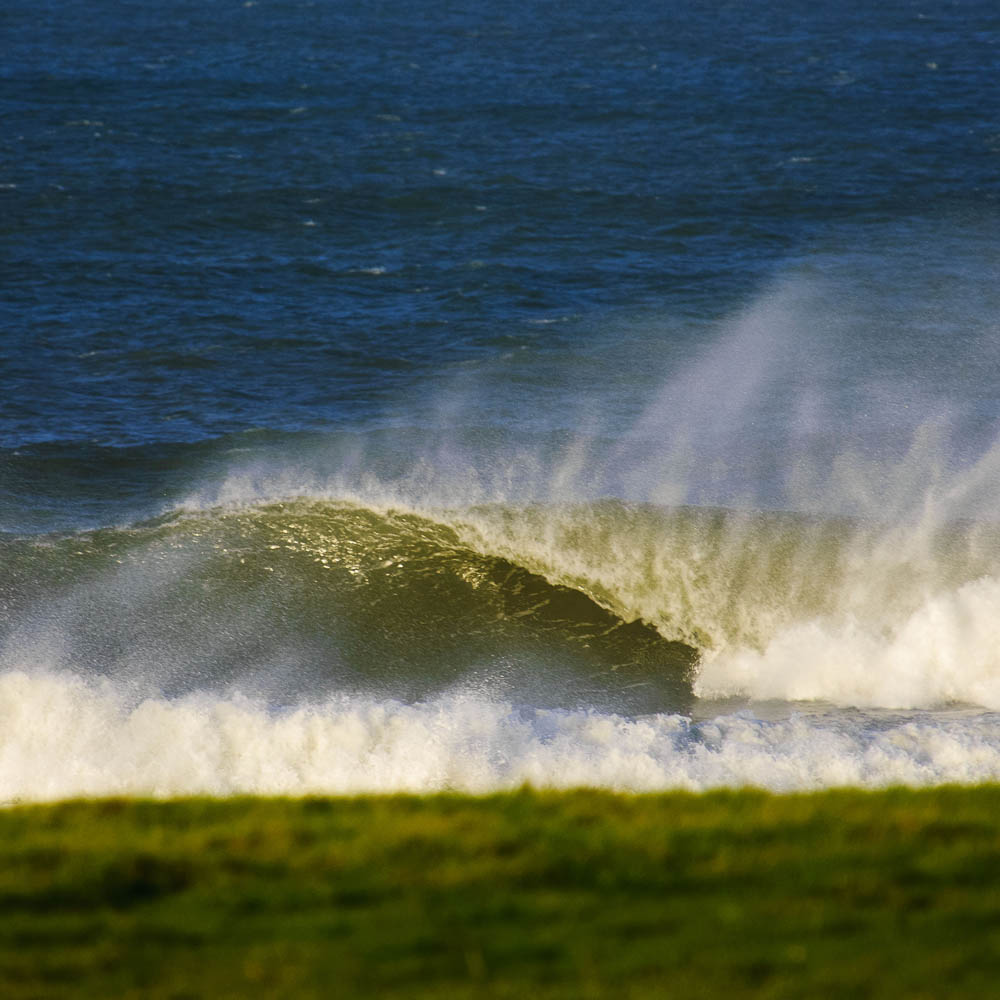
<box><xmin>5</xmin><ymin>492</ymin><xmax>1000</xmax><ymax>713</ymax></box>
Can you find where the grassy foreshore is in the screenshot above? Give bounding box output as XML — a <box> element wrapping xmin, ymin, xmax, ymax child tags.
<box><xmin>2</xmin><ymin>787</ymin><xmax>999</xmax><ymax>998</ymax></box>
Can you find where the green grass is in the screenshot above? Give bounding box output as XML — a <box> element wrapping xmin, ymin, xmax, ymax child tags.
<box><xmin>2</xmin><ymin>787</ymin><xmax>1000</xmax><ymax>998</ymax></box>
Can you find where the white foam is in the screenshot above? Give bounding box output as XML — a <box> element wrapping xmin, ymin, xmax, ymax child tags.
<box><xmin>2</xmin><ymin>669</ymin><xmax>999</xmax><ymax>803</ymax></box>
<box><xmin>696</xmin><ymin>575</ymin><xmax>1000</xmax><ymax>709</ymax></box>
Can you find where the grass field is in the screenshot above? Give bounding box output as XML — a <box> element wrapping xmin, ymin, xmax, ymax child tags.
<box><xmin>2</xmin><ymin>787</ymin><xmax>999</xmax><ymax>998</ymax></box>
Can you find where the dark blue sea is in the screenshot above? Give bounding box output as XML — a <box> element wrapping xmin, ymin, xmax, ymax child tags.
<box><xmin>3</xmin><ymin>0</ymin><xmax>1000</xmax><ymax>798</ymax></box>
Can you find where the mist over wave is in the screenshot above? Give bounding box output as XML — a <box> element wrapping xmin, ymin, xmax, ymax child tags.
<box><xmin>153</xmin><ymin>245</ymin><xmax>1000</xmax><ymax>712</ymax></box>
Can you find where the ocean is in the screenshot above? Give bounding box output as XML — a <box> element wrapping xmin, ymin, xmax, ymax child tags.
<box><xmin>3</xmin><ymin>0</ymin><xmax>1000</xmax><ymax>800</ymax></box>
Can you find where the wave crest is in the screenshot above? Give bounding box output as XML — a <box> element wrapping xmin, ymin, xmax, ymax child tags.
<box><xmin>5</xmin><ymin>495</ymin><xmax>1000</xmax><ymax>710</ymax></box>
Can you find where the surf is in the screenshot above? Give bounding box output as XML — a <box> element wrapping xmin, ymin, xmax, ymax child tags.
<box><xmin>5</xmin><ymin>491</ymin><xmax>1000</xmax><ymax>712</ymax></box>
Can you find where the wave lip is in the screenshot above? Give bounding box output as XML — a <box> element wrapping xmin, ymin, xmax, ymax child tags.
<box><xmin>447</xmin><ymin>500</ymin><xmax>1000</xmax><ymax>711</ymax></box>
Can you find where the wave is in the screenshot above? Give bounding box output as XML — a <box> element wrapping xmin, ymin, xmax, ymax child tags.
<box><xmin>0</xmin><ymin>499</ymin><xmax>695</xmax><ymax>716</ymax></box>
<box><xmin>4</xmin><ymin>494</ymin><xmax>1000</xmax><ymax>711</ymax></box>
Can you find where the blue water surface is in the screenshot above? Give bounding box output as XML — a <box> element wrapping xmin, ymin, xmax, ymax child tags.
<box><xmin>2</xmin><ymin>0</ymin><xmax>998</xmax><ymax>524</ymax></box>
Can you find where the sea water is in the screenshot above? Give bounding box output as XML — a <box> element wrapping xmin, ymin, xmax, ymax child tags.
<box><xmin>3</xmin><ymin>0</ymin><xmax>1000</xmax><ymax>800</ymax></box>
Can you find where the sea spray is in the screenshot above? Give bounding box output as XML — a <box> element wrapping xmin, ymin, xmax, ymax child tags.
<box><xmin>5</xmin><ymin>244</ymin><xmax>1000</xmax><ymax>800</ymax></box>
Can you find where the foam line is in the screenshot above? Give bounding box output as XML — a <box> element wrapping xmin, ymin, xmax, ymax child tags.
<box><xmin>3</xmin><ymin>670</ymin><xmax>999</xmax><ymax>803</ymax></box>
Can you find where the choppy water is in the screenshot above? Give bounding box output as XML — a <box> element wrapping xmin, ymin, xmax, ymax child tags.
<box><xmin>3</xmin><ymin>0</ymin><xmax>1000</xmax><ymax>800</ymax></box>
